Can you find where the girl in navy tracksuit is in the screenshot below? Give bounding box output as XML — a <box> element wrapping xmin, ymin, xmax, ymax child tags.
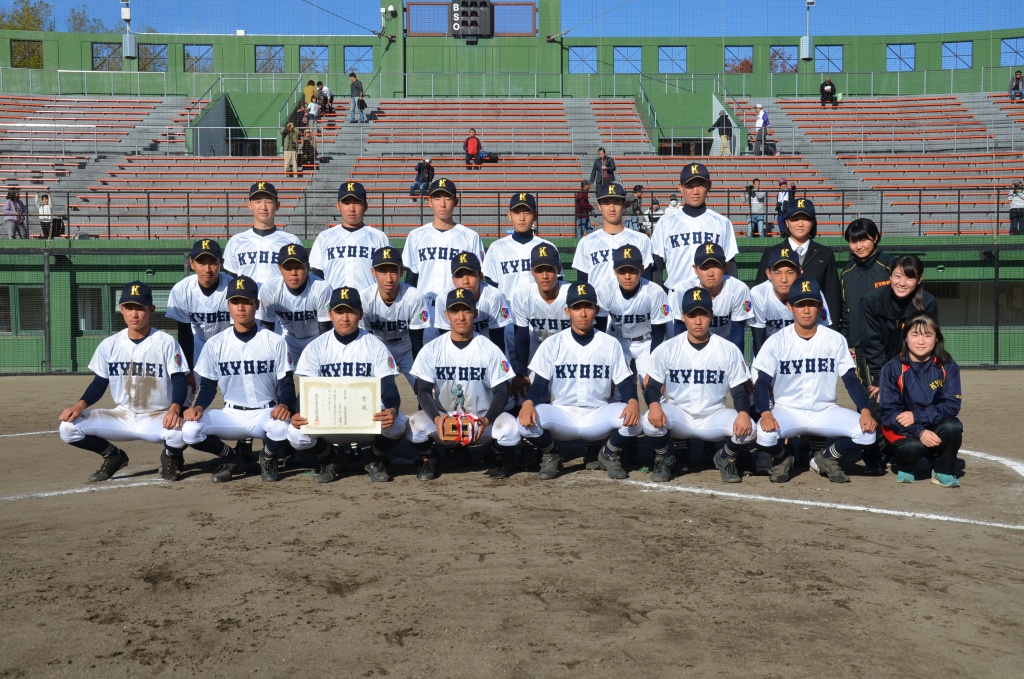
<box><xmin>879</xmin><ymin>313</ymin><xmax>963</xmax><ymax>487</ymax></box>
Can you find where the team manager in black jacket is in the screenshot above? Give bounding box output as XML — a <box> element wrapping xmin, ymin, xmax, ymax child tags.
<box><xmin>754</xmin><ymin>198</ymin><xmax>842</xmax><ymax>328</ymax></box>
<box><xmin>838</xmin><ymin>218</ymin><xmax>897</xmax><ymax>353</ymax></box>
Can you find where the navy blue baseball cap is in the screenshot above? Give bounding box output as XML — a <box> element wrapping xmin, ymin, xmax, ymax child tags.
<box><xmin>227</xmin><ymin>276</ymin><xmax>259</xmax><ymax>301</ymax></box>
<box><xmin>248</xmin><ymin>181</ymin><xmax>278</xmax><ymax>201</ymax></box>
<box><xmin>530</xmin><ymin>243</ymin><xmax>561</xmax><ymax>270</ymax></box>
<box><xmin>330</xmin><ymin>287</ymin><xmax>363</xmax><ymax>312</ymax></box>
<box><xmin>612</xmin><ymin>244</ymin><xmax>643</xmax><ymax>271</ymax></box>
<box><xmin>680</xmin><ymin>286</ymin><xmax>713</xmax><ymax>315</ymax></box>
<box><xmin>596</xmin><ymin>182</ymin><xmax>627</xmax><ymax>202</ymax></box>
<box><xmin>693</xmin><ymin>242</ymin><xmax>726</xmax><ymax>267</ymax></box>
<box><xmin>786</xmin><ymin>197</ymin><xmax>817</xmax><ymax>222</ymax></box>
<box><xmin>788</xmin><ymin>277</ymin><xmax>822</xmax><ymax>305</ymax></box>
<box><xmin>767</xmin><ymin>247</ymin><xmax>801</xmax><ymax>270</ymax></box>
<box><xmin>337</xmin><ymin>181</ymin><xmax>367</xmax><ymax>202</ymax></box>
<box><xmin>278</xmin><ymin>243</ymin><xmax>309</xmax><ymax>266</ymax></box>
<box><xmin>190</xmin><ymin>238</ymin><xmax>223</xmax><ymax>260</ymax></box>
<box><xmin>371</xmin><ymin>246</ymin><xmax>401</xmax><ymax>269</ymax></box>
<box><xmin>680</xmin><ymin>162</ymin><xmax>711</xmax><ymax>185</ymax></box>
<box><xmin>445</xmin><ymin>287</ymin><xmax>477</xmax><ymax>312</ymax></box>
<box><xmin>566</xmin><ymin>282</ymin><xmax>599</xmax><ymax>307</ymax></box>
<box><xmin>509</xmin><ymin>192</ymin><xmax>538</xmax><ymax>212</ymax></box>
<box><xmin>119</xmin><ymin>281</ymin><xmax>153</xmax><ymax>306</ymax></box>
<box><xmin>451</xmin><ymin>251</ymin><xmax>482</xmax><ymax>274</ymax></box>
<box><xmin>429</xmin><ymin>178</ymin><xmax>457</xmax><ymax>197</ymax></box>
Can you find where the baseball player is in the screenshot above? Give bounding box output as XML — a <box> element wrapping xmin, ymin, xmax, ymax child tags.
<box><xmin>58</xmin><ymin>282</ymin><xmax>189</xmax><ymax>482</ymax></box>
<box><xmin>222</xmin><ymin>182</ymin><xmax>302</xmax><ymax>285</ymax></box>
<box><xmin>670</xmin><ymin>243</ymin><xmax>753</xmax><ymax>352</ymax></box>
<box><xmin>165</xmin><ymin>238</ymin><xmax>232</xmax><ymax>370</ymax></box>
<box><xmin>257</xmin><ymin>243</ymin><xmax>332</xmax><ymax>360</ymax></box>
<box><xmin>517</xmin><ymin>283</ymin><xmax>641</xmax><ymax>481</ymax></box>
<box><xmin>433</xmin><ymin>251</ymin><xmax>511</xmax><ymax>350</ymax></box>
<box><xmin>181</xmin><ymin>276</ymin><xmax>295</xmax><ymax>483</ymax></box>
<box><xmin>642</xmin><ymin>286</ymin><xmax>757</xmax><ymax>483</ymax></box>
<box><xmin>511</xmin><ymin>244</ymin><xmax>571</xmax><ymax>384</ymax></box>
<box><xmin>749</xmin><ymin>248</ymin><xmax>832</xmax><ymax>357</ymax></box>
<box><xmin>308</xmin><ymin>181</ymin><xmax>390</xmax><ymax>291</ymax></box>
<box><xmin>407</xmin><ymin>288</ymin><xmax>520</xmax><ymax>480</ymax></box>
<box><xmin>596</xmin><ymin>245</ymin><xmax>672</xmax><ymax>381</ymax></box>
<box><xmin>752</xmin><ymin>277</ymin><xmax>876</xmax><ymax>483</ymax></box>
<box><xmin>402</xmin><ymin>178</ymin><xmax>485</xmax><ymax>341</ymax></box>
<box><xmin>287</xmin><ymin>287</ymin><xmax>407</xmax><ymax>483</ymax></box>
<box><xmin>651</xmin><ymin>162</ymin><xmax>739</xmax><ymax>303</ymax></box>
<box><xmin>360</xmin><ymin>246</ymin><xmax>430</xmax><ymax>388</ymax></box>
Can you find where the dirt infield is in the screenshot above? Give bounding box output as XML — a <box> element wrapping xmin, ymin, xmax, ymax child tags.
<box><xmin>1</xmin><ymin>371</ymin><xmax>1022</xmax><ymax>678</ymax></box>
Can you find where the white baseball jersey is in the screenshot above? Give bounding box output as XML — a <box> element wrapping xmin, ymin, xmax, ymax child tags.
<box><xmin>670</xmin><ymin>275</ymin><xmax>753</xmax><ymax>340</ymax></box>
<box><xmin>360</xmin><ymin>282</ymin><xmax>431</xmax><ymax>344</ymax></box>
<box><xmin>256</xmin><ymin>274</ymin><xmax>332</xmax><ymax>357</ymax></box>
<box><xmin>511</xmin><ymin>282</ymin><xmax>571</xmax><ymax>357</ymax></box>
<box><xmin>165</xmin><ymin>273</ymin><xmax>233</xmax><ymax>359</ymax></box>
<box><xmin>482</xmin><ymin>233</ymin><xmax>554</xmax><ymax>300</ymax></box>
<box><xmin>751</xmin><ymin>324</ymin><xmax>856</xmax><ymax>412</ymax></box>
<box><xmin>294</xmin><ymin>329</ymin><xmax>399</xmax><ymax>381</ymax></box>
<box><xmin>401</xmin><ymin>224</ymin><xmax>485</xmax><ymax>301</ymax></box>
<box><xmin>647</xmin><ymin>333</ymin><xmax>750</xmax><ymax>418</ymax></box>
<box><xmin>222</xmin><ymin>228</ymin><xmax>302</xmax><ymax>285</ymax></box>
<box><xmin>597</xmin><ymin>279</ymin><xmax>672</xmax><ymax>343</ymax></box>
<box><xmin>749</xmin><ymin>280</ymin><xmax>832</xmax><ymax>337</ymax></box>
<box><xmin>308</xmin><ymin>224</ymin><xmax>390</xmax><ymax>291</ymax></box>
<box><xmin>88</xmin><ymin>328</ymin><xmax>188</xmax><ymax>414</ymax></box>
<box><xmin>651</xmin><ymin>208</ymin><xmax>739</xmax><ymax>291</ymax></box>
<box><xmin>527</xmin><ymin>330</ymin><xmax>633</xmax><ymax>408</ymax></box>
<box><xmin>195</xmin><ymin>327</ymin><xmax>293</xmax><ymax>408</ymax></box>
<box><xmin>434</xmin><ymin>284</ymin><xmax>511</xmax><ymax>334</ymax></box>
<box><xmin>411</xmin><ymin>333</ymin><xmax>514</xmax><ymax>416</ymax></box>
<box><xmin>571</xmin><ymin>229</ymin><xmax>653</xmax><ymax>292</ymax></box>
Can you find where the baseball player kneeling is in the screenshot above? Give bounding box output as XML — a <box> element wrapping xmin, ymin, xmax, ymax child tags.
<box><xmin>182</xmin><ymin>276</ymin><xmax>295</xmax><ymax>483</ymax></box>
<box><xmin>58</xmin><ymin>282</ymin><xmax>189</xmax><ymax>482</ymax></box>
<box><xmin>407</xmin><ymin>288</ymin><xmax>520</xmax><ymax>480</ymax></box>
<box><xmin>287</xmin><ymin>287</ymin><xmax>407</xmax><ymax>483</ymax></box>
<box><xmin>517</xmin><ymin>282</ymin><xmax>642</xmax><ymax>481</ymax></box>
<box><xmin>642</xmin><ymin>286</ymin><xmax>756</xmax><ymax>483</ymax></box>
<box><xmin>752</xmin><ymin>277</ymin><xmax>876</xmax><ymax>483</ymax></box>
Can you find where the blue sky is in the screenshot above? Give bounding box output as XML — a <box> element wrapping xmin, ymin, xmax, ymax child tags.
<box><xmin>40</xmin><ymin>0</ymin><xmax>1020</xmax><ymax>37</ymax></box>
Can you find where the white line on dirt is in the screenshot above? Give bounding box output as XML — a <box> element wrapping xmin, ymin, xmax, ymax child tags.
<box><xmin>960</xmin><ymin>449</ymin><xmax>1024</xmax><ymax>478</ymax></box>
<box><xmin>0</xmin><ymin>429</ymin><xmax>59</xmax><ymax>438</ymax></box>
<box><xmin>0</xmin><ymin>479</ymin><xmax>164</xmax><ymax>503</ymax></box>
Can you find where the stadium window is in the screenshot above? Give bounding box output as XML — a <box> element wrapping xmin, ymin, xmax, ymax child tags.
<box><xmin>0</xmin><ymin>287</ymin><xmax>10</xmax><ymax>333</ymax></box>
<box><xmin>658</xmin><ymin>46</ymin><xmax>687</xmax><ymax>74</ymax></box>
<box><xmin>138</xmin><ymin>44</ymin><xmax>168</xmax><ymax>73</ymax></box>
<box><xmin>300</xmin><ymin>46</ymin><xmax>329</xmax><ymax>74</ymax></box>
<box><xmin>941</xmin><ymin>41</ymin><xmax>972</xmax><ymax>70</ymax></box>
<box><xmin>815</xmin><ymin>45</ymin><xmax>843</xmax><ymax>73</ymax></box>
<box><xmin>405</xmin><ymin>3</ymin><xmax>448</xmax><ymax>36</ymax></box>
<box><xmin>16</xmin><ymin>288</ymin><xmax>45</xmax><ymax>333</ymax></box>
<box><xmin>255</xmin><ymin>45</ymin><xmax>285</xmax><ymax>74</ymax></box>
<box><xmin>568</xmin><ymin>47</ymin><xmax>597</xmax><ymax>75</ymax></box>
<box><xmin>724</xmin><ymin>46</ymin><xmax>753</xmax><ymax>74</ymax></box>
<box><xmin>1002</xmin><ymin>37</ymin><xmax>1024</xmax><ymax>66</ymax></box>
<box><xmin>770</xmin><ymin>46</ymin><xmax>798</xmax><ymax>74</ymax></box>
<box><xmin>614</xmin><ymin>46</ymin><xmax>642</xmax><ymax>74</ymax></box>
<box><xmin>344</xmin><ymin>46</ymin><xmax>373</xmax><ymax>74</ymax></box>
<box><xmin>76</xmin><ymin>288</ymin><xmax>105</xmax><ymax>334</ymax></box>
<box><xmin>10</xmin><ymin>39</ymin><xmax>43</xmax><ymax>69</ymax></box>
<box><xmin>91</xmin><ymin>43</ymin><xmax>122</xmax><ymax>72</ymax></box>
<box><xmin>184</xmin><ymin>45</ymin><xmax>214</xmax><ymax>73</ymax></box>
<box><xmin>886</xmin><ymin>43</ymin><xmax>915</xmax><ymax>72</ymax></box>
<box><xmin>493</xmin><ymin>2</ymin><xmax>536</xmax><ymax>37</ymax></box>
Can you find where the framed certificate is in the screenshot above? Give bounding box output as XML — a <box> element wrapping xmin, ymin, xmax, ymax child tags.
<box><xmin>297</xmin><ymin>376</ymin><xmax>381</xmax><ymax>435</ymax></box>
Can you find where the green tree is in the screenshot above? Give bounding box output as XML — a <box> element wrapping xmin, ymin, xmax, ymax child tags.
<box><xmin>0</xmin><ymin>0</ymin><xmax>54</xmax><ymax>31</ymax></box>
<box><xmin>65</xmin><ymin>4</ymin><xmax>114</xmax><ymax>33</ymax></box>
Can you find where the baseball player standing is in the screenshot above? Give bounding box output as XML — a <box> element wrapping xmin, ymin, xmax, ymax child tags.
<box><xmin>517</xmin><ymin>282</ymin><xmax>641</xmax><ymax>481</ymax></box>
<box><xmin>642</xmin><ymin>286</ymin><xmax>756</xmax><ymax>483</ymax></box>
<box><xmin>511</xmin><ymin>244</ymin><xmax>571</xmax><ymax>387</ymax></box>
<box><xmin>308</xmin><ymin>181</ymin><xmax>390</xmax><ymax>291</ymax></box>
<box><xmin>58</xmin><ymin>282</ymin><xmax>189</xmax><ymax>482</ymax></box>
<box><xmin>752</xmin><ymin>277</ymin><xmax>876</xmax><ymax>483</ymax></box>
<box><xmin>571</xmin><ymin>183</ymin><xmax>653</xmax><ymax>294</ymax></box>
<box><xmin>360</xmin><ymin>246</ymin><xmax>430</xmax><ymax>388</ymax></box>
<box><xmin>165</xmin><ymin>239</ymin><xmax>232</xmax><ymax>370</ymax></box>
<box><xmin>182</xmin><ymin>276</ymin><xmax>295</xmax><ymax>483</ymax></box>
<box><xmin>257</xmin><ymin>243</ymin><xmax>332</xmax><ymax>360</ymax></box>
<box><xmin>749</xmin><ymin>248</ymin><xmax>831</xmax><ymax>356</ymax></box>
<box><xmin>433</xmin><ymin>251</ymin><xmax>511</xmax><ymax>350</ymax></box>
<box><xmin>287</xmin><ymin>287</ymin><xmax>407</xmax><ymax>483</ymax></box>
<box><xmin>408</xmin><ymin>289</ymin><xmax>520</xmax><ymax>480</ymax></box>
<box><xmin>482</xmin><ymin>192</ymin><xmax>552</xmax><ymax>301</ymax></box>
<box><xmin>222</xmin><ymin>182</ymin><xmax>302</xmax><ymax>285</ymax></box>
<box><xmin>671</xmin><ymin>243</ymin><xmax>753</xmax><ymax>352</ymax></box>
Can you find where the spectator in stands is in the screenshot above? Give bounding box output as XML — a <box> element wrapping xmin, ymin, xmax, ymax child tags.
<box><xmin>304</xmin><ymin>79</ymin><xmax>317</xmax><ymax>104</ymax></box>
<box><xmin>662</xmin><ymin>194</ymin><xmax>681</xmax><ymax>216</ymax></box>
<box><xmin>645</xmin><ymin>198</ymin><xmax>663</xmax><ymax>234</ymax></box>
<box><xmin>774</xmin><ymin>178</ymin><xmax>791</xmax><ymax>235</ymax></box>
<box><xmin>280</xmin><ymin>122</ymin><xmax>301</xmax><ymax>178</ymax></box>
<box><xmin>306</xmin><ymin>98</ymin><xmax>320</xmax><ymax>130</ymax></box>
<box><xmin>820</xmin><ymin>77</ymin><xmax>839</xmax><ymax>107</ymax></box>
<box><xmin>317</xmin><ymin>81</ymin><xmax>334</xmax><ymax>113</ymax></box>
<box><xmin>574</xmin><ymin>180</ymin><xmax>593</xmax><ymax>237</ymax></box>
<box><xmin>589</xmin><ymin>148</ymin><xmax>617</xmax><ymax>198</ymax></box>
<box><xmin>1010</xmin><ymin>71</ymin><xmax>1024</xmax><ymax>102</ymax></box>
<box><xmin>3</xmin><ymin>188</ymin><xmax>27</xmax><ymax>239</ymax></box>
<box><xmin>708</xmin><ymin>110</ymin><xmax>732</xmax><ymax>156</ymax></box>
<box><xmin>37</xmin><ymin>192</ymin><xmax>52</xmax><ymax>239</ymax></box>
<box><xmin>626</xmin><ymin>184</ymin><xmax>644</xmax><ymax>231</ymax></box>
<box><xmin>753</xmin><ymin>104</ymin><xmax>770</xmax><ymax>156</ymax></box>
<box><xmin>349</xmin><ymin>73</ymin><xmax>367</xmax><ymax>123</ymax></box>
<box><xmin>410</xmin><ymin>157</ymin><xmax>435</xmax><ymax>203</ymax></box>
<box><xmin>463</xmin><ymin>128</ymin><xmax>483</xmax><ymax>171</ymax></box>
<box><xmin>299</xmin><ymin>130</ymin><xmax>317</xmax><ymax>174</ymax></box>
<box><xmin>746</xmin><ymin>179</ymin><xmax>768</xmax><ymax>237</ymax></box>
<box><xmin>1008</xmin><ymin>181</ymin><xmax>1024</xmax><ymax>235</ymax></box>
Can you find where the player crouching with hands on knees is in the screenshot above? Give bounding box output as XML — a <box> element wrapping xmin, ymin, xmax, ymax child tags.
<box><xmin>880</xmin><ymin>313</ymin><xmax>963</xmax><ymax>488</ymax></box>
<box><xmin>407</xmin><ymin>288</ymin><xmax>521</xmax><ymax>480</ymax></box>
<box><xmin>287</xmin><ymin>287</ymin><xmax>407</xmax><ymax>484</ymax></box>
<box><xmin>752</xmin><ymin>277</ymin><xmax>876</xmax><ymax>483</ymax></box>
<box><xmin>518</xmin><ymin>283</ymin><xmax>642</xmax><ymax>481</ymax></box>
<box><xmin>642</xmin><ymin>286</ymin><xmax>756</xmax><ymax>484</ymax></box>
<box><xmin>182</xmin><ymin>276</ymin><xmax>294</xmax><ymax>483</ymax></box>
<box><xmin>59</xmin><ymin>282</ymin><xmax>190</xmax><ymax>483</ymax></box>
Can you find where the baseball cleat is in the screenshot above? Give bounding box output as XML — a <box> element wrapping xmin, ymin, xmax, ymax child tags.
<box><xmin>930</xmin><ymin>471</ymin><xmax>960</xmax><ymax>488</ymax></box>
<box><xmin>259</xmin><ymin>452</ymin><xmax>282</xmax><ymax>482</ymax></box>
<box><xmin>650</xmin><ymin>453</ymin><xmax>675</xmax><ymax>483</ymax></box>
<box><xmin>537</xmin><ymin>452</ymin><xmax>562</xmax><ymax>480</ymax></box>
<box><xmin>486</xmin><ymin>462</ymin><xmax>509</xmax><ymax>479</ymax></box>
<box><xmin>364</xmin><ymin>459</ymin><xmax>393</xmax><ymax>483</ymax></box>
<box><xmin>416</xmin><ymin>455</ymin><xmax>438</xmax><ymax>481</ymax></box>
<box><xmin>88</xmin><ymin>449</ymin><xmax>129</xmax><ymax>482</ymax></box>
<box><xmin>313</xmin><ymin>459</ymin><xmax>341</xmax><ymax>484</ymax></box>
<box><xmin>211</xmin><ymin>450</ymin><xmax>240</xmax><ymax>483</ymax></box>
<box><xmin>769</xmin><ymin>455</ymin><xmax>794</xmax><ymax>483</ymax></box>
<box><xmin>713</xmin><ymin>452</ymin><xmax>742</xmax><ymax>483</ymax></box>
<box><xmin>597</xmin><ymin>449</ymin><xmax>628</xmax><ymax>480</ymax></box>
<box><xmin>811</xmin><ymin>451</ymin><xmax>850</xmax><ymax>483</ymax></box>
<box><xmin>159</xmin><ymin>451</ymin><xmax>183</xmax><ymax>482</ymax></box>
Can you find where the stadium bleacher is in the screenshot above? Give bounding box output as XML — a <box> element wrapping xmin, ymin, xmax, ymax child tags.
<box><xmin>0</xmin><ymin>94</ymin><xmax>158</xmax><ymax>147</ymax></box>
<box><xmin>590</xmin><ymin>100</ymin><xmax>650</xmax><ymax>146</ymax></box>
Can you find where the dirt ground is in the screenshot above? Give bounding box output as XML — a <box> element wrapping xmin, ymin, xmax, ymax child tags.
<box><xmin>1</xmin><ymin>370</ymin><xmax>1022</xmax><ymax>679</ymax></box>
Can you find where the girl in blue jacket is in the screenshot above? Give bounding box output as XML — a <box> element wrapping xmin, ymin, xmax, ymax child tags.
<box><xmin>879</xmin><ymin>313</ymin><xmax>963</xmax><ymax>487</ymax></box>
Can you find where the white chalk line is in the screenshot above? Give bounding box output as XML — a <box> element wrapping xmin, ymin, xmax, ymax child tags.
<box><xmin>0</xmin><ymin>429</ymin><xmax>59</xmax><ymax>438</ymax></box>
<box><xmin>0</xmin><ymin>478</ymin><xmax>165</xmax><ymax>503</ymax></box>
<box><xmin>960</xmin><ymin>449</ymin><xmax>1024</xmax><ymax>478</ymax></box>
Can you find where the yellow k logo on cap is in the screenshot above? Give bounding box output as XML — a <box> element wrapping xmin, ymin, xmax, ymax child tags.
<box><xmin>539</xmin><ymin>246</ymin><xmax>547</xmax><ymax>257</ymax></box>
<box><xmin>201</xmin><ymin>239</ymin><xmax>211</xmax><ymax>250</ymax></box>
<box><xmin>439</xmin><ymin>179</ymin><xmax>447</xmax><ymax>187</ymax></box>
<box><xmin>287</xmin><ymin>245</ymin><xmax>296</xmax><ymax>255</ymax></box>
<box><xmin>797</xmin><ymin>199</ymin><xmax>806</xmax><ymax>209</ymax></box>
<box><xmin>576</xmin><ymin>285</ymin><xmax>587</xmax><ymax>295</ymax></box>
<box><xmin>459</xmin><ymin>253</ymin><xmax>468</xmax><ymax>264</ymax></box>
<box><xmin>608</xmin><ymin>185</ymin><xmax>617</xmax><ymax>194</ymax></box>
<box><xmin>347</xmin><ymin>182</ymin><xmax>355</xmax><ymax>191</ymax></box>
<box><xmin>691</xmin><ymin>164</ymin><xmax>700</xmax><ymax>175</ymax></box>
<box><xmin>258</xmin><ymin>182</ymin><xmax>266</xmax><ymax>191</ymax></box>
<box><xmin>623</xmin><ymin>248</ymin><xmax>633</xmax><ymax>259</ymax></box>
<box><xmin>235</xmin><ymin>279</ymin><xmax>245</xmax><ymax>290</ymax></box>
<box><xmin>131</xmin><ymin>285</ymin><xmax>140</xmax><ymax>296</ymax></box>
<box><xmin>693</xmin><ymin>290</ymin><xmax>702</xmax><ymax>301</ymax></box>
<box><xmin>519</xmin><ymin>193</ymin><xmax>527</xmax><ymax>201</ymax></box>
<box><xmin>456</xmin><ymin>289</ymin><xmax>465</xmax><ymax>299</ymax></box>
<box><xmin>801</xmin><ymin>281</ymin><xmax>811</xmax><ymax>293</ymax></box>
<box><xmin>781</xmin><ymin>248</ymin><xmax>790</xmax><ymax>258</ymax></box>
<box><xmin>705</xmin><ymin>244</ymin><xmax>715</xmax><ymax>254</ymax></box>
<box><xmin>340</xmin><ymin>288</ymin><xmax>349</xmax><ymax>299</ymax></box>
<box><xmin>382</xmin><ymin>248</ymin><xmax>391</xmax><ymax>259</ymax></box>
